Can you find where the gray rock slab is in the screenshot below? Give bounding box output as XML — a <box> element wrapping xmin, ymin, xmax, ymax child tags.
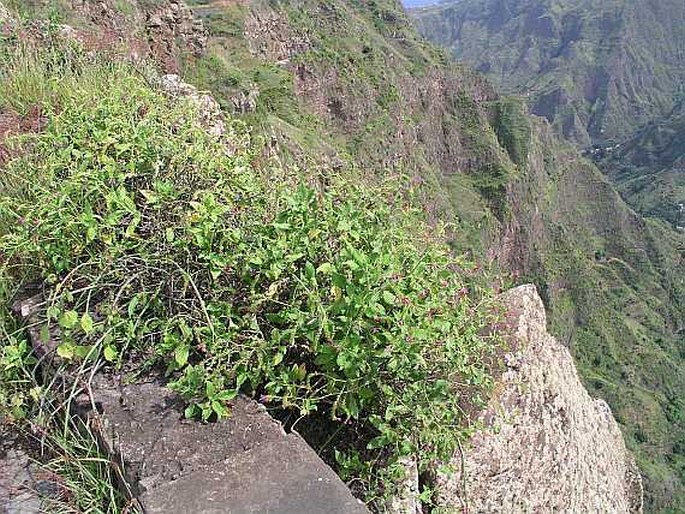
<box><xmin>86</xmin><ymin>378</ymin><xmax>369</xmax><ymax>514</ymax></box>
<box><xmin>0</xmin><ymin>423</ymin><xmax>61</xmax><ymax>514</ymax></box>
<box><xmin>0</xmin><ymin>448</ymin><xmax>41</xmax><ymax>514</ymax></box>
<box><xmin>143</xmin><ymin>431</ymin><xmax>368</xmax><ymax>514</ymax></box>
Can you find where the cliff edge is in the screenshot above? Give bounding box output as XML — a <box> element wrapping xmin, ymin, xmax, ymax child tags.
<box><xmin>436</xmin><ymin>285</ymin><xmax>644</xmax><ymax>513</ymax></box>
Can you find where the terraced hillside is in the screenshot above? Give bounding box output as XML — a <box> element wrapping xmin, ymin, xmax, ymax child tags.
<box><xmin>600</xmin><ymin>101</ymin><xmax>685</xmax><ymax>228</ymax></box>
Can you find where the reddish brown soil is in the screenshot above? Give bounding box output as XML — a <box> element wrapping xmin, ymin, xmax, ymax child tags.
<box><xmin>0</xmin><ymin>106</ymin><xmax>47</xmax><ymax>167</ymax></box>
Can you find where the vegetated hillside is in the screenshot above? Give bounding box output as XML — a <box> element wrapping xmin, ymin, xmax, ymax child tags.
<box><xmin>410</xmin><ymin>0</ymin><xmax>685</xmax><ymax>149</ymax></box>
<box><xmin>174</xmin><ymin>0</ymin><xmax>684</xmax><ymax>508</ymax></box>
<box><xmin>0</xmin><ymin>6</ymin><xmax>500</xmax><ymax>513</ymax></box>
<box><xmin>599</xmin><ymin>101</ymin><xmax>685</xmax><ymax>228</ymax></box>
<box><xmin>0</xmin><ymin>0</ymin><xmax>684</xmax><ymax>511</ymax></box>
<box><xmin>185</xmin><ymin>1</ymin><xmax>685</xmax><ymax>508</ymax></box>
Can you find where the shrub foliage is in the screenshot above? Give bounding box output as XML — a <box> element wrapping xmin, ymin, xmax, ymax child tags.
<box><xmin>0</xmin><ymin>41</ymin><xmax>497</xmax><ymax>502</ymax></box>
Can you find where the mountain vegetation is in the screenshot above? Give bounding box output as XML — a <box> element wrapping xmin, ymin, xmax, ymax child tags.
<box><xmin>1</xmin><ymin>0</ymin><xmax>684</xmax><ymax>512</ymax></box>
<box><xmin>412</xmin><ymin>2</ymin><xmax>685</xmax><ymax>511</ymax></box>
<box><xmin>410</xmin><ymin>0</ymin><xmax>685</xmax><ymax>232</ymax></box>
<box><xmin>600</xmin><ymin>101</ymin><xmax>685</xmax><ymax>228</ymax></box>
<box><xmin>411</xmin><ymin>0</ymin><xmax>685</xmax><ymax>148</ymax></box>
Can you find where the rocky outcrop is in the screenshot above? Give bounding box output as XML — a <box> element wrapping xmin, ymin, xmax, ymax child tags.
<box><xmin>244</xmin><ymin>9</ymin><xmax>311</xmax><ymax>63</ymax></box>
<box><xmin>0</xmin><ymin>431</ymin><xmax>61</xmax><ymax>514</ymax></box>
<box><xmin>159</xmin><ymin>74</ymin><xmax>226</xmax><ymax>137</ymax></box>
<box><xmin>145</xmin><ymin>0</ymin><xmax>207</xmax><ymax>69</ymax></box>
<box><xmin>64</xmin><ymin>0</ymin><xmax>206</xmax><ymax>71</ymax></box>
<box><xmin>435</xmin><ymin>285</ymin><xmax>643</xmax><ymax>513</ymax></box>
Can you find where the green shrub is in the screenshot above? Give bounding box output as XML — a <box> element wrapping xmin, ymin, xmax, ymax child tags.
<box><xmin>0</xmin><ymin>42</ymin><xmax>497</xmax><ymax>501</ymax></box>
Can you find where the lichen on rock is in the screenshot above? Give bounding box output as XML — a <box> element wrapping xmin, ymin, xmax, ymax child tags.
<box><xmin>434</xmin><ymin>284</ymin><xmax>643</xmax><ymax>513</ymax></box>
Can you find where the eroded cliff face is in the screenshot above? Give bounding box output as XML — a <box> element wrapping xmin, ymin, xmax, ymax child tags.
<box><xmin>435</xmin><ymin>285</ymin><xmax>643</xmax><ymax>513</ymax></box>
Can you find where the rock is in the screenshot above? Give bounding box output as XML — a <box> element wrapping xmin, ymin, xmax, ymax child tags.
<box><xmin>0</xmin><ymin>449</ymin><xmax>42</xmax><ymax>514</ymax></box>
<box><xmin>0</xmin><ymin>423</ymin><xmax>63</xmax><ymax>514</ymax></box>
<box><xmin>230</xmin><ymin>86</ymin><xmax>260</xmax><ymax>115</ymax></box>
<box><xmin>386</xmin><ymin>456</ymin><xmax>421</xmax><ymax>514</ymax></box>
<box><xmin>66</xmin><ymin>0</ymin><xmax>205</xmax><ymax>71</ymax></box>
<box><xmin>434</xmin><ymin>284</ymin><xmax>644</xmax><ymax>513</ymax></box>
<box><xmin>145</xmin><ymin>0</ymin><xmax>208</xmax><ymax>63</ymax></box>
<box><xmin>82</xmin><ymin>377</ymin><xmax>370</xmax><ymax>514</ymax></box>
<box><xmin>159</xmin><ymin>74</ymin><xmax>225</xmax><ymax>137</ymax></box>
<box><xmin>244</xmin><ymin>9</ymin><xmax>311</xmax><ymax>62</ymax></box>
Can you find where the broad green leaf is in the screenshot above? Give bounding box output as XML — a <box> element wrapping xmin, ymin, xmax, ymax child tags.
<box><xmin>59</xmin><ymin>311</ymin><xmax>78</xmax><ymax>329</ymax></box>
<box><xmin>56</xmin><ymin>342</ymin><xmax>74</xmax><ymax>360</ymax></box>
<box><xmin>317</xmin><ymin>262</ymin><xmax>334</xmax><ymax>274</ymax></box>
<box><xmin>80</xmin><ymin>312</ymin><xmax>94</xmax><ymax>334</ymax></box>
<box><xmin>211</xmin><ymin>400</ymin><xmax>228</xmax><ymax>417</ymax></box>
<box><xmin>175</xmin><ymin>344</ymin><xmax>190</xmax><ymax>368</ymax></box>
<box><xmin>216</xmin><ymin>390</ymin><xmax>238</xmax><ymax>402</ymax></box>
<box><xmin>304</xmin><ymin>261</ymin><xmax>316</xmax><ymax>280</ymax></box>
<box><xmin>103</xmin><ymin>345</ymin><xmax>118</xmax><ymax>362</ymax></box>
<box><xmin>293</xmin><ymin>363</ymin><xmax>307</xmax><ymax>381</ymax></box>
<box><xmin>184</xmin><ymin>404</ymin><xmax>198</xmax><ymax>419</ymax></box>
<box><xmin>46</xmin><ymin>305</ymin><xmax>60</xmax><ymax>320</ymax></box>
<box><xmin>201</xmin><ymin>402</ymin><xmax>213</xmax><ymax>421</ymax></box>
<box><xmin>272</xmin><ymin>352</ymin><xmax>284</xmax><ymax>366</ymax></box>
<box><xmin>286</xmin><ymin>252</ymin><xmax>304</xmax><ymax>262</ymax></box>
<box><xmin>73</xmin><ymin>345</ymin><xmax>94</xmax><ymax>359</ymax></box>
<box><xmin>382</xmin><ymin>291</ymin><xmax>396</xmax><ymax>305</ymax></box>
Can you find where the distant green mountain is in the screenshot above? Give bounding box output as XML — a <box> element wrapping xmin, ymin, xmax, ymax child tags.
<box><xmin>410</xmin><ymin>0</ymin><xmax>685</xmax><ymax>148</ymax></box>
<box><xmin>600</xmin><ymin>102</ymin><xmax>685</xmax><ymax>228</ymax></box>
<box><xmin>410</xmin><ymin>0</ymin><xmax>685</xmax><ymax>237</ymax></box>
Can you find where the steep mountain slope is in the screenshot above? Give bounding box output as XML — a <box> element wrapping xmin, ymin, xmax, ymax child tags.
<box><xmin>600</xmin><ymin>101</ymin><xmax>685</xmax><ymax>227</ymax></box>
<box><xmin>410</xmin><ymin>0</ymin><xmax>685</xmax><ymax>148</ymax></box>
<box><xmin>1</xmin><ymin>0</ymin><xmax>684</xmax><ymax>511</ymax></box>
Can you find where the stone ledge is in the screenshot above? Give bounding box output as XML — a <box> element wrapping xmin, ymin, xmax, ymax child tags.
<box><xmin>81</xmin><ymin>377</ymin><xmax>369</xmax><ymax>514</ymax></box>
